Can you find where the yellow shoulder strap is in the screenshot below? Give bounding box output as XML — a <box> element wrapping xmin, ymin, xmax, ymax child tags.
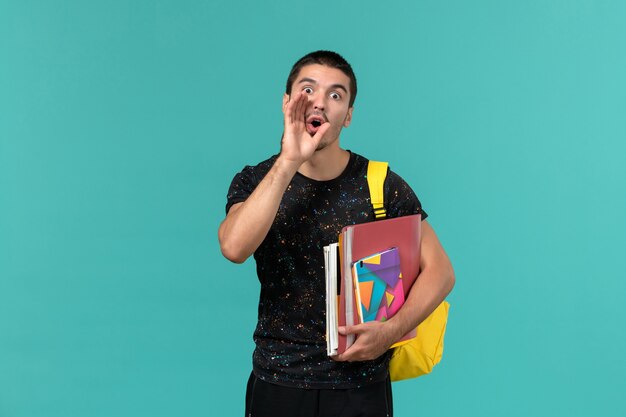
<box><xmin>367</xmin><ymin>161</ymin><xmax>389</xmax><ymax>219</ymax></box>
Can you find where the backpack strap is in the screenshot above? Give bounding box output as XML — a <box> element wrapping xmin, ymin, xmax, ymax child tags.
<box><xmin>367</xmin><ymin>161</ymin><xmax>389</xmax><ymax>220</ymax></box>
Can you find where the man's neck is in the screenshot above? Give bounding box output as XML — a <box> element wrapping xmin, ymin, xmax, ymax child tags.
<box><xmin>298</xmin><ymin>145</ymin><xmax>350</xmax><ymax>181</ymax></box>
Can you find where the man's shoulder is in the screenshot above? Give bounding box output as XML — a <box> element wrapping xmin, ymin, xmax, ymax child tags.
<box><xmin>345</xmin><ymin>150</ymin><xmax>369</xmax><ymax>171</ymax></box>
<box><xmin>246</xmin><ymin>154</ymin><xmax>279</xmax><ymax>171</ymax></box>
<box><xmin>348</xmin><ymin>150</ymin><xmax>368</xmax><ymax>163</ymax></box>
<box><xmin>352</xmin><ymin>152</ymin><xmax>417</xmax><ymax>196</ymax></box>
<box><xmin>348</xmin><ymin>152</ymin><xmax>404</xmax><ymax>181</ymax></box>
<box><xmin>233</xmin><ymin>154</ymin><xmax>279</xmax><ymax>179</ymax></box>
<box><xmin>350</xmin><ymin>151</ymin><xmax>398</xmax><ymax>170</ymax></box>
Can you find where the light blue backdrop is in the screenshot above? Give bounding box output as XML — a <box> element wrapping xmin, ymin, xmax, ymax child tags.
<box><xmin>1</xmin><ymin>1</ymin><xmax>624</xmax><ymax>416</ymax></box>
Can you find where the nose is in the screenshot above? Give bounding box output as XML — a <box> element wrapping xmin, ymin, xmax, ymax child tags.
<box><xmin>310</xmin><ymin>93</ymin><xmax>325</xmax><ymax>112</ymax></box>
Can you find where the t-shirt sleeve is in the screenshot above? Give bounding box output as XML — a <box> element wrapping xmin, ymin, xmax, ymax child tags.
<box><xmin>225</xmin><ymin>165</ymin><xmax>259</xmax><ymax>214</ymax></box>
<box><xmin>383</xmin><ymin>169</ymin><xmax>428</xmax><ymax>221</ymax></box>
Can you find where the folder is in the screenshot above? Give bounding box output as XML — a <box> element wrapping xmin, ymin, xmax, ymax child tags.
<box><xmin>335</xmin><ymin>214</ymin><xmax>422</xmax><ymax>355</ymax></box>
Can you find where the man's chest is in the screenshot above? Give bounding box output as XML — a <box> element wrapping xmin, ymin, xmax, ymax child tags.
<box><xmin>270</xmin><ymin>182</ymin><xmax>373</xmax><ymax>247</ymax></box>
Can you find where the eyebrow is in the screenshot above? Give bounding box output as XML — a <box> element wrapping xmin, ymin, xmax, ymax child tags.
<box><xmin>297</xmin><ymin>78</ymin><xmax>348</xmax><ymax>94</ymax></box>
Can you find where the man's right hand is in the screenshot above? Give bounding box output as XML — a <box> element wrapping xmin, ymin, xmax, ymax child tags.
<box><xmin>280</xmin><ymin>92</ymin><xmax>330</xmax><ymax>165</ymax></box>
<box><xmin>220</xmin><ymin>92</ymin><xmax>332</xmax><ymax>264</ymax></box>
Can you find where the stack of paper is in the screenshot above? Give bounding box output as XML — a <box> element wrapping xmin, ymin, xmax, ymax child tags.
<box><xmin>323</xmin><ymin>243</ymin><xmax>340</xmax><ymax>356</ymax></box>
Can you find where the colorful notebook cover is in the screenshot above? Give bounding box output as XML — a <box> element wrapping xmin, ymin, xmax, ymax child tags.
<box><xmin>353</xmin><ymin>247</ymin><xmax>405</xmax><ymax>324</ymax></box>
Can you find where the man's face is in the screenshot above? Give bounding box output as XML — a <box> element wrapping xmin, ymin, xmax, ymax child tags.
<box><xmin>283</xmin><ymin>64</ymin><xmax>353</xmax><ymax>151</ymax></box>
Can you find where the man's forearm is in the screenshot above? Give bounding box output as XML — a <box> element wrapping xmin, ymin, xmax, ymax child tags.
<box><xmin>385</xmin><ymin>263</ymin><xmax>455</xmax><ymax>342</ymax></box>
<box><xmin>218</xmin><ymin>156</ymin><xmax>300</xmax><ymax>263</ymax></box>
<box><xmin>385</xmin><ymin>221</ymin><xmax>455</xmax><ymax>342</ymax></box>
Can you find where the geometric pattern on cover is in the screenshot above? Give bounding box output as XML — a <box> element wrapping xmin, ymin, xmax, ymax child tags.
<box><xmin>354</xmin><ymin>248</ymin><xmax>404</xmax><ymax>322</ymax></box>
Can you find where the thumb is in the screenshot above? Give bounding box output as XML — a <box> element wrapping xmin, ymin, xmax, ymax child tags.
<box><xmin>312</xmin><ymin>122</ymin><xmax>331</xmax><ymax>142</ymax></box>
<box><xmin>338</xmin><ymin>325</ymin><xmax>360</xmax><ymax>335</ymax></box>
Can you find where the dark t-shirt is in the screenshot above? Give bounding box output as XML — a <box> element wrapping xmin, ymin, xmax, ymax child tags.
<box><xmin>225</xmin><ymin>151</ymin><xmax>427</xmax><ymax>389</ymax></box>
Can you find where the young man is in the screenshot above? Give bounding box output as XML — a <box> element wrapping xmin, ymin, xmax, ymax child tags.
<box><xmin>218</xmin><ymin>51</ymin><xmax>455</xmax><ymax>417</ymax></box>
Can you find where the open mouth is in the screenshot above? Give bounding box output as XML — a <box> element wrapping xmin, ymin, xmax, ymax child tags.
<box><xmin>306</xmin><ymin>114</ymin><xmax>326</xmax><ymax>135</ymax></box>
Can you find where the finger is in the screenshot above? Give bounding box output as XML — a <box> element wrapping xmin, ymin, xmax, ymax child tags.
<box><xmin>300</xmin><ymin>92</ymin><xmax>311</xmax><ymax>120</ymax></box>
<box><xmin>312</xmin><ymin>122</ymin><xmax>331</xmax><ymax>142</ymax></box>
<box><xmin>295</xmin><ymin>92</ymin><xmax>306</xmax><ymax>123</ymax></box>
<box><xmin>286</xmin><ymin>92</ymin><xmax>297</xmax><ymax>125</ymax></box>
<box><xmin>334</xmin><ymin>341</ymin><xmax>370</xmax><ymax>362</ymax></box>
<box><xmin>289</xmin><ymin>93</ymin><xmax>300</xmax><ymax>125</ymax></box>
<box><xmin>338</xmin><ymin>323</ymin><xmax>364</xmax><ymax>336</ymax></box>
<box><xmin>332</xmin><ymin>351</ymin><xmax>354</xmax><ymax>362</ymax></box>
<box><xmin>285</xmin><ymin>93</ymin><xmax>296</xmax><ymax>125</ymax></box>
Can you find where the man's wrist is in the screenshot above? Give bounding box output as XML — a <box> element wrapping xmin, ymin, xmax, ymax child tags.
<box><xmin>384</xmin><ymin>317</ymin><xmax>409</xmax><ymax>345</ymax></box>
<box><xmin>274</xmin><ymin>154</ymin><xmax>302</xmax><ymax>177</ymax></box>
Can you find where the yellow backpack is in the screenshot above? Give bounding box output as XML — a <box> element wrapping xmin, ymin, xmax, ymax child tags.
<box><xmin>366</xmin><ymin>161</ymin><xmax>450</xmax><ymax>382</ymax></box>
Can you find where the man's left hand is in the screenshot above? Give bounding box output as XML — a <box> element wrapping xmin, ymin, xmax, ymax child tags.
<box><xmin>333</xmin><ymin>321</ymin><xmax>397</xmax><ymax>362</ymax></box>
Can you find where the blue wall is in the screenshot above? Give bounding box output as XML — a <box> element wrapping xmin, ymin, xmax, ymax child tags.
<box><xmin>1</xmin><ymin>1</ymin><xmax>624</xmax><ymax>416</ymax></box>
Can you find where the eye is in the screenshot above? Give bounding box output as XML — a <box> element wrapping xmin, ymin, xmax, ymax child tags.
<box><xmin>330</xmin><ymin>92</ymin><xmax>341</xmax><ymax>100</ymax></box>
<box><xmin>303</xmin><ymin>87</ymin><xmax>313</xmax><ymax>94</ymax></box>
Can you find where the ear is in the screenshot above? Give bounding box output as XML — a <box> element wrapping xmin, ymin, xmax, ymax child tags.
<box><xmin>343</xmin><ymin>107</ymin><xmax>353</xmax><ymax>128</ymax></box>
<box><xmin>282</xmin><ymin>93</ymin><xmax>290</xmax><ymax>113</ymax></box>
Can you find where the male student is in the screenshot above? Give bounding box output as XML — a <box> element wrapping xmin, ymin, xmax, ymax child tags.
<box><xmin>218</xmin><ymin>50</ymin><xmax>454</xmax><ymax>417</ymax></box>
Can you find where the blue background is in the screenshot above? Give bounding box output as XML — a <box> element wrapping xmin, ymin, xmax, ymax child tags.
<box><xmin>1</xmin><ymin>1</ymin><xmax>625</xmax><ymax>416</ymax></box>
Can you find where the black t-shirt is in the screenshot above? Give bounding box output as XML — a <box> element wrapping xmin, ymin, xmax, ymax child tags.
<box><xmin>225</xmin><ymin>151</ymin><xmax>427</xmax><ymax>389</ymax></box>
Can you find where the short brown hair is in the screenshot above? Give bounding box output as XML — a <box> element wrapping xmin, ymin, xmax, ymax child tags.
<box><xmin>285</xmin><ymin>50</ymin><xmax>357</xmax><ymax>107</ymax></box>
